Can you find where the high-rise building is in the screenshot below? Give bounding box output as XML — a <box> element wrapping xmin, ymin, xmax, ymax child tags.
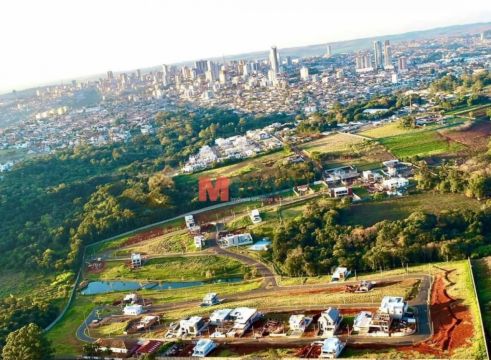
<box><xmin>398</xmin><ymin>56</ymin><xmax>408</xmax><ymax>72</ymax></box>
<box><xmin>162</xmin><ymin>64</ymin><xmax>170</xmax><ymax>86</ymax></box>
<box><xmin>300</xmin><ymin>66</ymin><xmax>309</xmax><ymax>81</ymax></box>
<box><xmin>194</xmin><ymin>60</ymin><xmax>208</xmax><ymax>75</ymax></box>
<box><xmin>269</xmin><ymin>46</ymin><xmax>280</xmax><ymax>77</ymax></box>
<box><xmin>107</xmin><ymin>71</ymin><xmax>114</xmax><ymax>80</ymax></box>
<box><xmin>326</xmin><ymin>44</ymin><xmax>332</xmax><ymax>57</ymax></box>
<box><xmin>373</xmin><ymin>40</ymin><xmax>383</xmax><ymax>69</ymax></box>
<box><xmin>136</xmin><ymin>69</ymin><xmax>142</xmax><ymax>81</ymax></box>
<box><xmin>383</xmin><ymin>40</ymin><xmax>392</xmax><ymax>69</ymax></box>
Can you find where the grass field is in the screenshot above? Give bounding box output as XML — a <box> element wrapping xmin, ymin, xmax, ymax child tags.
<box><xmin>340</xmin><ymin>192</ymin><xmax>481</xmax><ymax>227</ymax></box>
<box><xmin>116</xmin><ymin>229</ymin><xmax>196</xmax><ymax>256</ymax></box>
<box><xmin>360</xmin><ymin>121</ymin><xmax>417</xmax><ymax>138</ymax></box>
<box><xmin>88</xmin><ymin>255</ymin><xmax>247</xmax><ymax>282</ymax></box>
<box><xmin>473</xmin><ymin>257</ymin><xmax>491</xmax><ymax>347</ymax></box>
<box><xmin>300</xmin><ymin>133</ymin><xmax>364</xmax><ymax>155</ymax></box>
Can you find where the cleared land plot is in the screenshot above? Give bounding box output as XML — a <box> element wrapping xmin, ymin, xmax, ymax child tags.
<box><xmin>360</xmin><ymin>121</ymin><xmax>417</xmax><ymax>138</ymax></box>
<box><xmin>162</xmin><ymin>278</ymin><xmax>418</xmax><ymax>321</ymax></box>
<box><xmin>340</xmin><ymin>192</ymin><xmax>481</xmax><ymax>227</ymax></box>
<box><xmin>342</xmin><ymin>261</ymin><xmax>485</xmax><ymax>359</ymax></box>
<box><xmin>88</xmin><ymin>255</ymin><xmax>246</xmax><ymax>282</ymax></box>
<box><xmin>300</xmin><ymin>133</ymin><xmax>364</xmax><ymax>155</ymax></box>
<box><xmin>301</xmin><ymin>133</ymin><xmax>394</xmax><ymax>170</ymax></box>
<box><xmin>117</xmin><ymin>229</ymin><xmax>196</xmax><ymax>256</ymax></box>
<box><xmin>440</xmin><ymin>120</ymin><xmax>491</xmax><ymax>151</ymax></box>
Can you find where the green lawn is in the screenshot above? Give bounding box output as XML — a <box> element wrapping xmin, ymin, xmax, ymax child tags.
<box><xmin>340</xmin><ymin>192</ymin><xmax>481</xmax><ymax>226</ymax></box>
<box><xmin>472</xmin><ymin>257</ymin><xmax>491</xmax><ymax>348</ymax></box>
<box><xmin>88</xmin><ymin>255</ymin><xmax>247</xmax><ymax>282</ymax></box>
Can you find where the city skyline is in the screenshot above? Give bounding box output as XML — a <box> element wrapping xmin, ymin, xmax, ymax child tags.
<box><xmin>1</xmin><ymin>0</ymin><xmax>491</xmax><ymax>93</ymax></box>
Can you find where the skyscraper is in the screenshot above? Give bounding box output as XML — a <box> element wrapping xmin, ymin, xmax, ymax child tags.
<box><xmin>373</xmin><ymin>40</ymin><xmax>383</xmax><ymax>69</ymax></box>
<box><xmin>326</xmin><ymin>44</ymin><xmax>332</xmax><ymax>57</ymax></box>
<box><xmin>107</xmin><ymin>71</ymin><xmax>114</xmax><ymax>80</ymax></box>
<box><xmin>398</xmin><ymin>56</ymin><xmax>408</xmax><ymax>72</ymax></box>
<box><xmin>269</xmin><ymin>46</ymin><xmax>280</xmax><ymax>76</ymax></box>
<box><xmin>300</xmin><ymin>66</ymin><xmax>309</xmax><ymax>81</ymax></box>
<box><xmin>162</xmin><ymin>64</ymin><xmax>170</xmax><ymax>86</ymax></box>
<box><xmin>383</xmin><ymin>40</ymin><xmax>392</xmax><ymax>69</ymax></box>
<box><xmin>194</xmin><ymin>60</ymin><xmax>208</xmax><ymax>75</ymax></box>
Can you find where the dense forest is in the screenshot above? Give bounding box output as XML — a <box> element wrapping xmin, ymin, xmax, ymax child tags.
<box><xmin>0</xmin><ymin>108</ymin><xmax>291</xmax><ymax>352</ymax></box>
<box><xmin>272</xmin><ymin>200</ymin><xmax>491</xmax><ymax>276</ymax></box>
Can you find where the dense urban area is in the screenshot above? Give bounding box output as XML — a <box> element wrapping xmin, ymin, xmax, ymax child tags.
<box><xmin>1</xmin><ymin>22</ymin><xmax>491</xmax><ymax>360</ymax></box>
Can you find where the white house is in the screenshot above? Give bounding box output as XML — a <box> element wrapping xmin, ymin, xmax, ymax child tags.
<box><xmin>228</xmin><ymin>307</ymin><xmax>261</xmax><ymax>336</ymax></box>
<box><xmin>250</xmin><ymin>209</ymin><xmax>262</xmax><ymax>224</ymax></box>
<box><xmin>123</xmin><ymin>304</ymin><xmax>144</xmax><ymax>316</ymax></box>
<box><xmin>123</xmin><ymin>293</ymin><xmax>138</xmax><ymax>304</ymax></box>
<box><xmin>379</xmin><ymin>296</ymin><xmax>408</xmax><ymax>319</ymax></box>
<box><xmin>353</xmin><ymin>311</ymin><xmax>373</xmax><ymax>333</ymax></box>
<box><xmin>131</xmin><ymin>253</ymin><xmax>142</xmax><ymax>268</ymax></box>
<box><xmin>209</xmin><ymin>309</ymin><xmax>233</xmax><ymax>326</ymax></box>
<box><xmin>318</xmin><ymin>307</ymin><xmax>342</xmax><ymax>336</ymax></box>
<box><xmin>194</xmin><ymin>235</ymin><xmax>205</xmax><ymax>249</ymax></box>
<box><xmin>202</xmin><ymin>293</ymin><xmax>220</xmax><ymax>306</ymax></box>
<box><xmin>288</xmin><ymin>314</ymin><xmax>313</xmax><ymax>333</ymax></box>
<box><xmin>319</xmin><ymin>337</ymin><xmax>346</xmax><ymax>359</ymax></box>
<box><xmin>192</xmin><ymin>339</ymin><xmax>217</xmax><ymax>357</ymax></box>
<box><xmin>184</xmin><ymin>215</ymin><xmax>196</xmax><ymax>228</ymax></box>
<box><xmin>179</xmin><ymin>316</ymin><xmax>207</xmax><ymax>336</ymax></box>
<box><xmin>219</xmin><ymin>233</ymin><xmax>253</xmax><ymax>248</ymax></box>
<box><xmin>331</xmin><ymin>267</ymin><xmax>350</xmax><ymax>282</ymax></box>
<box><xmin>382</xmin><ymin>177</ymin><xmax>409</xmax><ymax>191</ymax></box>
<box><xmin>329</xmin><ymin>186</ymin><xmax>351</xmax><ymax>198</ymax></box>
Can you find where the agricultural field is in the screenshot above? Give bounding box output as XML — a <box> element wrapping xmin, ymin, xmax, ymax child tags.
<box><xmin>378</xmin><ymin>129</ymin><xmax>464</xmax><ymax>158</ymax></box>
<box><xmin>87</xmin><ymin>255</ymin><xmax>247</xmax><ymax>282</ymax></box>
<box><xmin>340</xmin><ymin>192</ymin><xmax>482</xmax><ymax>227</ymax></box>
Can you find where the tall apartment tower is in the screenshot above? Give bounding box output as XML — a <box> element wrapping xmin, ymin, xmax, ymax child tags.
<box><xmin>269</xmin><ymin>46</ymin><xmax>280</xmax><ymax>75</ymax></box>
<box><xmin>373</xmin><ymin>40</ymin><xmax>384</xmax><ymax>69</ymax></box>
<box><xmin>398</xmin><ymin>56</ymin><xmax>408</xmax><ymax>72</ymax></box>
<box><xmin>383</xmin><ymin>40</ymin><xmax>392</xmax><ymax>68</ymax></box>
<box><xmin>326</xmin><ymin>44</ymin><xmax>332</xmax><ymax>57</ymax></box>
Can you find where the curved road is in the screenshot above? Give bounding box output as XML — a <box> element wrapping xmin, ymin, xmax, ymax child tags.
<box><xmin>76</xmin><ymin>273</ymin><xmax>433</xmax><ymax>346</ymax></box>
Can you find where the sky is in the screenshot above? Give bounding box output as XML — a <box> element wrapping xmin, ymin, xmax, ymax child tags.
<box><xmin>0</xmin><ymin>0</ymin><xmax>490</xmax><ymax>92</ymax></box>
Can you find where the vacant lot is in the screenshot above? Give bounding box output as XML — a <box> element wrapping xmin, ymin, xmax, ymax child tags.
<box><xmin>118</xmin><ymin>229</ymin><xmax>196</xmax><ymax>256</ymax></box>
<box><xmin>440</xmin><ymin>120</ymin><xmax>491</xmax><ymax>151</ymax></box>
<box><xmin>89</xmin><ymin>255</ymin><xmax>246</xmax><ymax>282</ymax></box>
<box><xmin>300</xmin><ymin>132</ymin><xmax>364</xmax><ymax>155</ymax></box>
<box><xmin>360</xmin><ymin>121</ymin><xmax>416</xmax><ymax>139</ymax></box>
<box><xmin>341</xmin><ymin>192</ymin><xmax>481</xmax><ymax>226</ymax></box>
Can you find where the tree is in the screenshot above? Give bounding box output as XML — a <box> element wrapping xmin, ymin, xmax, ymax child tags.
<box><xmin>2</xmin><ymin>323</ymin><xmax>54</xmax><ymax>360</ymax></box>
